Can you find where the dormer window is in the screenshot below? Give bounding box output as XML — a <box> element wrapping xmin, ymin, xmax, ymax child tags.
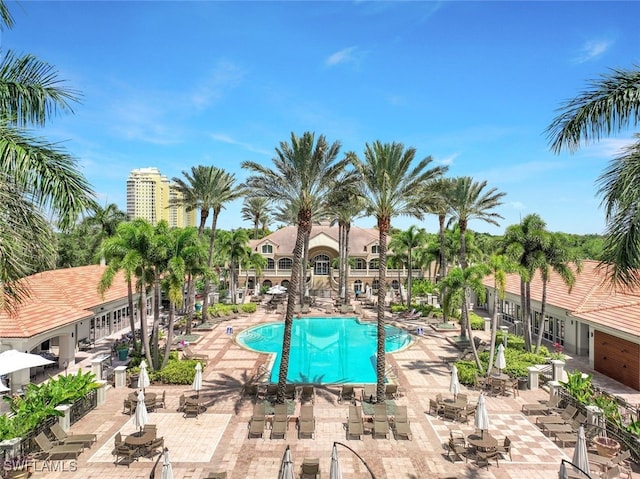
<box><xmin>371</xmin><ymin>245</ymin><xmax>380</xmax><ymax>254</ymax></box>
<box><xmin>261</xmin><ymin>244</ymin><xmax>273</xmax><ymax>254</ymax></box>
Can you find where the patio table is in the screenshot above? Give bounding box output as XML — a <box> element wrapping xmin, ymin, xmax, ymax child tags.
<box><xmin>467</xmin><ymin>433</ymin><xmax>497</xmax><ymax>451</ymax></box>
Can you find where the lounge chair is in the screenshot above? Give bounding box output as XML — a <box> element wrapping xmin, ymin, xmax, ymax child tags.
<box><xmin>251</xmin><ymin>402</ymin><xmax>266</xmax><ymax>421</ymax></box>
<box><xmin>347</xmin><ymin>405</ymin><xmax>364</xmax><ymax>439</ymax></box>
<box><xmin>300</xmin><ymin>458</ymin><xmax>320</xmax><ymax>479</ymax></box>
<box><xmin>182</xmin><ymin>346</ymin><xmax>209</xmax><ymax>364</ymax></box>
<box><xmin>385</xmin><ymin>383</ymin><xmax>400</xmax><ymax>400</ymax></box>
<box><xmin>297</xmin><ymin>405</ymin><xmax>316</xmax><ymax>439</ymax></box>
<box><xmin>522</xmin><ymin>394</ymin><xmax>561</xmax><ymax>415</ymax></box>
<box><xmin>34</xmin><ymin>432</ymin><xmax>83</xmax><ymax>461</ymax></box>
<box><xmin>393</xmin><ymin>405</ymin><xmax>412</xmax><ymax>440</ymax></box>
<box><xmin>50</xmin><ymin>423</ymin><xmax>97</xmax><ymax>448</ymax></box>
<box><xmin>284</xmin><ymin>384</ymin><xmax>298</xmax><ymax>400</ymax></box>
<box><xmin>248</xmin><ymin>417</ymin><xmax>266</xmax><ymax>438</ymax></box>
<box><xmin>300</xmin><ymin>385</ymin><xmax>315</xmax><ymax>403</ymax></box>
<box><xmin>373</xmin><ymin>405</ymin><xmax>390</xmax><ymax>439</ymax></box>
<box><xmin>271</xmin><ymin>415</ymin><xmax>288</xmax><ymax>439</ymax></box>
<box><xmin>361</xmin><ymin>384</ymin><xmax>376</xmax><ymax>403</ymax></box>
<box><xmin>536</xmin><ymin>404</ymin><xmax>578</xmax><ymax>425</ymax></box>
<box><xmin>338</xmin><ymin>384</ymin><xmax>356</xmax><ymax>404</ymax></box>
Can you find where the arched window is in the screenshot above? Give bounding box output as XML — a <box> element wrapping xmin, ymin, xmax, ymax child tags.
<box><xmin>372</xmin><ymin>279</ymin><xmax>379</xmax><ymax>291</ymax></box>
<box><xmin>391</xmin><ymin>280</ymin><xmax>400</xmax><ymax>290</ymax></box>
<box><xmin>278</xmin><ymin>258</ymin><xmax>293</xmax><ymax>270</ymax></box>
<box><xmin>281</xmin><ymin>280</ymin><xmax>290</xmax><ymax>289</ymax></box>
<box><xmin>354</xmin><ymin>258</ymin><xmax>366</xmax><ymax>270</ymax></box>
<box><xmin>266</xmin><ymin>258</ymin><xmax>275</xmax><ymax>270</ymax></box>
<box><xmin>261</xmin><ymin>244</ymin><xmax>273</xmax><ymax>254</ymax></box>
<box><xmin>262</xmin><ymin>279</ymin><xmax>272</xmax><ymax>288</ymax></box>
<box><xmin>313</xmin><ymin>254</ymin><xmax>330</xmax><ymax>275</ymax></box>
<box><xmin>371</xmin><ymin>244</ymin><xmax>380</xmax><ymax>254</ymax></box>
<box><xmin>368</xmin><ymin>259</ymin><xmax>379</xmax><ymax>270</ymax></box>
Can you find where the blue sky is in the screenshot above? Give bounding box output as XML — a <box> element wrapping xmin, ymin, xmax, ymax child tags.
<box><xmin>5</xmin><ymin>1</ymin><xmax>640</xmax><ymax>235</ymax></box>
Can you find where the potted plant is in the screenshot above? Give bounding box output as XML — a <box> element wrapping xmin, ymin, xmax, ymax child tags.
<box><xmin>593</xmin><ymin>435</ymin><xmax>620</xmax><ymax>457</ymax></box>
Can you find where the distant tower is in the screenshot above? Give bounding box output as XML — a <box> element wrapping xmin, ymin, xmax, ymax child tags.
<box><xmin>126</xmin><ymin>167</ymin><xmax>195</xmax><ymax>227</ymax></box>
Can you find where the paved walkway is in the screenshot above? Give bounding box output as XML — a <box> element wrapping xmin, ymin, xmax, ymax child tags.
<box><xmin>39</xmin><ymin>303</ymin><xmax>639</xmax><ymax>479</ymax></box>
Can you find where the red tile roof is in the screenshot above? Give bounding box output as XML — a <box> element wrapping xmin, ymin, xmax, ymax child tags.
<box><xmin>0</xmin><ymin>265</ymin><xmax>129</xmax><ymax>339</ymax></box>
<box><xmin>483</xmin><ymin>260</ymin><xmax>640</xmax><ymax>337</ymax></box>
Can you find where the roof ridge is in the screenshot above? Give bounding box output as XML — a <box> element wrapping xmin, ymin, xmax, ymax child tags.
<box><xmin>575</xmin><ymin>299</ymin><xmax>640</xmax><ymax>314</ymax></box>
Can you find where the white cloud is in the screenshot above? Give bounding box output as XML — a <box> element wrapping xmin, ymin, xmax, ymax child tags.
<box><xmin>191</xmin><ymin>60</ymin><xmax>245</xmax><ymax>110</ymax></box>
<box><xmin>573</xmin><ymin>39</ymin><xmax>612</xmax><ymax>64</ymax></box>
<box><xmin>438</xmin><ymin>153</ymin><xmax>458</xmax><ymax>166</ymax></box>
<box><xmin>325</xmin><ymin>46</ymin><xmax>358</xmax><ymax>67</ymax></box>
<box><xmin>211</xmin><ymin>133</ymin><xmax>271</xmax><ymax>156</ymax></box>
<box><xmin>509</xmin><ymin>201</ymin><xmax>526</xmax><ymax>210</ymax></box>
<box><xmin>478</xmin><ymin>160</ymin><xmax>567</xmax><ymax>184</ymax></box>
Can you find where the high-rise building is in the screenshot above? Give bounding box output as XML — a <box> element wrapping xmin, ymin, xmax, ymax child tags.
<box><xmin>126</xmin><ymin>167</ymin><xmax>196</xmax><ymax>227</ymax></box>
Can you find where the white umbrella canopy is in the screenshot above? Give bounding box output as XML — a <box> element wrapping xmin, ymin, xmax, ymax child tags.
<box><xmin>494</xmin><ymin>344</ymin><xmax>507</xmax><ymax>374</ymax></box>
<box><xmin>0</xmin><ymin>378</ymin><xmax>10</xmax><ymax>393</ymax></box>
<box><xmin>279</xmin><ymin>445</ymin><xmax>294</xmax><ymax>479</ymax></box>
<box><xmin>139</xmin><ymin>360</ymin><xmax>151</xmax><ymax>393</ymax></box>
<box><xmin>572</xmin><ymin>426</ymin><xmax>590</xmax><ymax>477</ymax></box>
<box><xmin>365</xmin><ymin>285</ymin><xmax>372</xmax><ymax>301</ymax></box>
<box><xmin>449</xmin><ymin>364</ymin><xmax>461</xmax><ymax>400</ymax></box>
<box><xmin>474</xmin><ymin>393</ymin><xmax>490</xmax><ymax>436</ymax></box>
<box><xmin>330</xmin><ymin>443</ymin><xmax>342</xmax><ymax>479</ymax></box>
<box><xmin>267</xmin><ymin>285</ymin><xmax>287</xmax><ymax>295</ymax></box>
<box><xmin>192</xmin><ymin>362</ymin><xmax>203</xmax><ymax>398</ymax></box>
<box><xmin>134</xmin><ymin>390</ymin><xmax>149</xmax><ymax>432</ymax></box>
<box><xmin>0</xmin><ymin>350</ymin><xmax>54</xmax><ymax>376</ymax></box>
<box><xmin>161</xmin><ymin>448</ymin><xmax>174</xmax><ymax>479</ymax></box>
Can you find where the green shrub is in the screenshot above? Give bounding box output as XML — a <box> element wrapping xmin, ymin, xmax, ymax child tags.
<box><xmin>469</xmin><ymin>312</ymin><xmax>485</xmax><ymax>330</ymax></box>
<box><xmin>241</xmin><ymin>303</ymin><xmax>257</xmax><ymax>313</ymax></box>
<box><xmin>391</xmin><ymin>305</ymin><xmax>408</xmax><ymax>314</ymax></box>
<box><xmin>152</xmin><ymin>359</ymin><xmax>205</xmax><ymax>384</ymax></box>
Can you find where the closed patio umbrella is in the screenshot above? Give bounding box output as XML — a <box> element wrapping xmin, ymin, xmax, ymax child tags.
<box><xmin>494</xmin><ymin>344</ymin><xmax>506</xmax><ymax>376</ymax></box>
<box><xmin>572</xmin><ymin>426</ymin><xmax>590</xmax><ymax>478</ymax></box>
<box><xmin>449</xmin><ymin>364</ymin><xmax>461</xmax><ymax>400</ymax></box>
<box><xmin>192</xmin><ymin>362</ymin><xmax>203</xmax><ymax>398</ymax></box>
<box><xmin>161</xmin><ymin>448</ymin><xmax>174</xmax><ymax>479</ymax></box>
<box><xmin>278</xmin><ymin>445</ymin><xmax>294</xmax><ymax>479</ymax></box>
<box><xmin>330</xmin><ymin>442</ymin><xmax>342</xmax><ymax>479</ymax></box>
<box><xmin>134</xmin><ymin>390</ymin><xmax>149</xmax><ymax>433</ymax></box>
<box><xmin>139</xmin><ymin>360</ymin><xmax>151</xmax><ymax>393</ymax></box>
<box><xmin>474</xmin><ymin>393</ymin><xmax>490</xmax><ymax>437</ymax></box>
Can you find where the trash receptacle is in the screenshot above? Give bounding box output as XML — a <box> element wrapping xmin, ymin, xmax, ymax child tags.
<box><xmin>518</xmin><ymin>377</ymin><xmax>528</xmax><ymax>390</ymax></box>
<box><xmin>117</xmin><ymin>348</ymin><xmax>128</xmax><ymax>361</ymax></box>
<box><xmin>129</xmin><ymin>374</ymin><xmax>138</xmax><ymax>389</ymax></box>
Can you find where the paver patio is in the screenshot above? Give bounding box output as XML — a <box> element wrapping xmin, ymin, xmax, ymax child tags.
<box><xmin>37</xmin><ymin>303</ymin><xmax>639</xmax><ymax>478</ymax></box>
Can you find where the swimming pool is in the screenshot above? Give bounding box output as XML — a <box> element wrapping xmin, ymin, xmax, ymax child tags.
<box><xmin>236</xmin><ymin>317</ymin><xmax>412</xmax><ymax>384</ymax></box>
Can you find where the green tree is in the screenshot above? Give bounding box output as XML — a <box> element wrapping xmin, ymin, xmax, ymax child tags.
<box><xmin>390</xmin><ymin>226</ymin><xmax>428</xmax><ymax>307</ymax></box>
<box><xmin>546</xmin><ymin>65</ymin><xmax>640</xmax><ymax>287</ymax></box>
<box><xmin>352</xmin><ymin>141</ymin><xmax>446</xmax><ymax>403</ymax></box>
<box><xmin>217</xmin><ymin>229</ymin><xmax>250</xmax><ymax>305</ymax></box>
<box><xmin>241</xmin><ymin>197</ymin><xmax>271</xmax><ymax>240</ymax></box>
<box><xmin>243</xmin><ymin>131</ymin><xmax>353</xmax><ymax>403</ymax></box>
<box><xmin>84</xmin><ymin>202</ymin><xmax>127</xmax><ymax>264</ymax></box>
<box><xmin>485</xmin><ymin>254</ymin><xmax>516</xmax><ymax>375</ymax></box>
<box><xmin>0</xmin><ymin>5</ymin><xmax>96</xmax><ymax>313</ymax></box>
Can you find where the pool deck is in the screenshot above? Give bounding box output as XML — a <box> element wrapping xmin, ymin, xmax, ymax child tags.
<box><xmin>40</xmin><ymin>301</ymin><xmax>640</xmax><ymax>478</ymax></box>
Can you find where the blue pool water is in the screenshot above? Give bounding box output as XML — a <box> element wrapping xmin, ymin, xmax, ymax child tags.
<box><xmin>236</xmin><ymin>317</ymin><xmax>412</xmax><ymax>384</ymax></box>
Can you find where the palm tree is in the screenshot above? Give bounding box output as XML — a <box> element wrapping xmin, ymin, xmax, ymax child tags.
<box><xmin>485</xmin><ymin>254</ymin><xmax>516</xmax><ymax>375</ymax></box>
<box><xmin>533</xmin><ymin>234</ymin><xmax>581</xmax><ymax>353</ymax></box>
<box><xmin>84</xmin><ymin>202</ymin><xmax>128</xmax><ymax>264</ymax></box>
<box><xmin>217</xmin><ymin>229</ymin><xmax>250</xmax><ymax>304</ymax></box>
<box><xmin>446</xmin><ymin>176</ymin><xmax>505</xmax><ymax>339</ymax></box>
<box><xmin>423</xmin><ymin>177</ymin><xmax>455</xmax><ymax>280</ymax></box>
<box><xmin>390</xmin><ymin>226</ymin><xmax>427</xmax><ymax>306</ymax></box>
<box><xmin>352</xmin><ymin>141</ymin><xmax>446</xmax><ymax>403</ymax></box>
<box><xmin>241</xmin><ymin>197</ymin><xmax>271</xmax><ymax>239</ymax></box>
<box><xmin>240</xmin><ymin>250</ymin><xmax>267</xmax><ymax>300</ymax></box>
<box><xmin>546</xmin><ymin>65</ymin><xmax>640</xmax><ymax>287</ymax></box>
<box><xmin>501</xmin><ymin>214</ymin><xmax>548</xmax><ymax>351</ymax></box>
<box><xmin>0</xmin><ymin>20</ymin><xmax>96</xmax><ymax>312</ymax></box>
<box><xmin>242</xmin><ymin>131</ymin><xmax>354</xmax><ymax>403</ymax></box>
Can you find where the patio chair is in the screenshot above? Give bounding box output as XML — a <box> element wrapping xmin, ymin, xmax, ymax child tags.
<box><xmin>522</xmin><ymin>393</ymin><xmax>561</xmax><ymax>415</ymax></box>
<box><xmin>495</xmin><ymin>436</ymin><xmax>512</xmax><ymax>460</ymax></box>
<box><xmin>447</xmin><ymin>437</ymin><xmax>468</xmax><ymax>463</ymax></box>
<box><xmin>155</xmin><ymin>390</ymin><xmax>166</xmax><ymax>409</ymax></box>
<box><xmin>284</xmin><ymin>384</ymin><xmax>298</xmax><ymax>400</ymax></box>
<box><xmin>457</xmin><ymin>393</ymin><xmax>468</xmax><ymax>404</ymax></box>
<box><xmin>300</xmin><ymin>385</ymin><xmax>315</xmax><ymax>403</ymax></box>
<box><xmin>248</xmin><ymin>417</ymin><xmax>266</xmax><ymax>438</ymax></box>
<box><xmin>177</xmin><ymin>394</ymin><xmax>186</xmax><ymax>412</ymax></box>
<box><xmin>300</xmin><ymin>458</ymin><xmax>320</xmax><ymax>479</ymax></box>
<box><xmin>183</xmin><ymin>402</ymin><xmax>200</xmax><ymax>418</ymax></box>
<box><xmin>113</xmin><ymin>437</ymin><xmax>138</xmax><ymax>467</ymax></box>
<box><xmin>347</xmin><ymin>405</ymin><xmax>364</xmax><ymax>439</ymax></box>
<box><xmin>338</xmin><ymin>384</ymin><xmax>356</xmax><ymax>404</ymax></box>
<box><xmin>34</xmin><ymin>432</ymin><xmax>83</xmax><ymax>461</ymax></box>
<box><xmin>50</xmin><ymin>423</ymin><xmax>97</xmax><ymax>448</ymax></box>
<box><xmin>123</xmin><ymin>398</ymin><xmax>134</xmax><ymax>415</ymax></box>
<box><xmin>143</xmin><ymin>424</ymin><xmax>157</xmax><ymax>437</ymax></box>
<box><xmin>429</xmin><ymin>398</ymin><xmax>443</xmax><ymax>416</ymax></box>
<box><xmin>610</xmin><ymin>450</ymin><xmax>632</xmax><ymax>479</ymax></box>
<box><xmin>141</xmin><ymin>436</ymin><xmax>164</xmax><ymax>458</ymax></box>
<box><xmin>476</xmin><ymin>449</ymin><xmax>500</xmax><ymax>469</ymax></box>
<box><xmin>297</xmin><ymin>405</ymin><xmax>316</xmax><ymax>439</ymax></box>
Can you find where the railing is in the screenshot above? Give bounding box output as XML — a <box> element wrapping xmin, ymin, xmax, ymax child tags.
<box><xmin>69</xmin><ymin>390</ymin><xmax>97</xmax><ymax>425</ymax></box>
<box><xmin>538</xmin><ymin>363</ymin><xmax>553</xmax><ymax>385</ymax></box>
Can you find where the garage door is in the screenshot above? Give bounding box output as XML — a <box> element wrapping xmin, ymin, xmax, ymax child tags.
<box><xmin>594</xmin><ymin>330</ymin><xmax>639</xmax><ymax>391</ymax></box>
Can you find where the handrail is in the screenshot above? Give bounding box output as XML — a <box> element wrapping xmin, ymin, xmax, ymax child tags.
<box><xmin>149</xmin><ymin>447</ymin><xmax>167</xmax><ymax>479</ymax></box>
<box><xmin>559</xmin><ymin>458</ymin><xmax>592</xmax><ymax>478</ymax></box>
<box><xmin>334</xmin><ymin>441</ymin><xmax>377</xmax><ymax>479</ymax></box>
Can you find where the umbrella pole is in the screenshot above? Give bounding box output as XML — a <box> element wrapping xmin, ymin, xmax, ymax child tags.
<box><xmin>149</xmin><ymin>447</ymin><xmax>167</xmax><ymax>479</ymax></box>
<box><xmin>334</xmin><ymin>441</ymin><xmax>377</xmax><ymax>479</ymax></box>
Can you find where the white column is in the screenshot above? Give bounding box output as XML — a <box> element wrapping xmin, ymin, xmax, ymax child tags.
<box><xmin>527</xmin><ymin>366</ymin><xmax>539</xmax><ymax>389</ymax></box>
<box><xmin>55</xmin><ymin>404</ymin><xmax>72</xmax><ymax>431</ymax></box>
<box><xmin>96</xmin><ymin>380</ymin><xmax>108</xmax><ymax>406</ymax></box>
<box><xmin>551</xmin><ymin>359</ymin><xmax>566</xmax><ymax>382</ymax></box>
<box><xmin>548</xmin><ymin>380</ymin><xmax>563</xmax><ymax>400</ymax></box>
<box><xmin>91</xmin><ymin>358</ymin><xmax>103</xmax><ymax>380</ymax></box>
<box><xmin>114</xmin><ymin>366</ymin><xmax>128</xmax><ymax>388</ymax></box>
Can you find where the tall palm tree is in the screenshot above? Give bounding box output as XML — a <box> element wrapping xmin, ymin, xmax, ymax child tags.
<box><xmin>352</xmin><ymin>141</ymin><xmax>446</xmax><ymax>403</ymax></box>
<box><xmin>84</xmin><ymin>202</ymin><xmax>128</xmax><ymax>264</ymax></box>
<box><xmin>423</xmin><ymin>177</ymin><xmax>455</xmax><ymax>280</ymax></box>
<box><xmin>390</xmin><ymin>226</ymin><xmax>427</xmax><ymax>306</ymax></box>
<box><xmin>485</xmin><ymin>254</ymin><xmax>516</xmax><ymax>375</ymax></box>
<box><xmin>0</xmin><ymin>9</ymin><xmax>96</xmax><ymax>313</ymax></box>
<box><xmin>546</xmin><ymin>65</ymin><xmax>640</xmax><ymax>287</ymax></box>
<box><xmin>533</xmin><ymin>233</ymin><xmax>581</xmax><ymax>353</ymax></box>
<box><xmin>217</xmin><ymin>229</ymin><xmax>250</xmax><ymax>304</ymax></box>
<box><xmin>446</xmin><ymin>176</ymin><xmax>504</xmax><ymax>338</ymax></box>
<box><xmin>241</xmin><ymin>196</ymin><xmax>271</xmax><ymax>239</ymax></box>
<box><xmin>501</xmin><ymin>213</ymin><xmax>548</xmax><ymax>351</ymax></box>
<box><xmin>242</xmin><ymin>131</ymin><xmax>354</xmax><ymax>403</ymax></box>
<box><xmin>241</xmin><ymin>250</ymin><xmax>266</xmax><ymax>300</ymax></box>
